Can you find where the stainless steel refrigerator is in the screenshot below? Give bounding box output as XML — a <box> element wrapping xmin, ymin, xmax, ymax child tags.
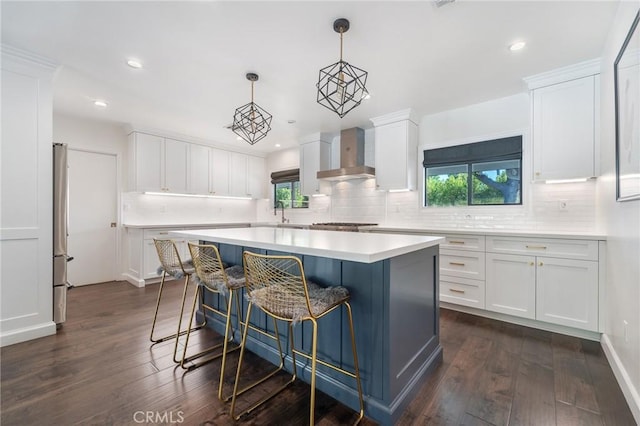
<box><xmin>53</xmin><ymin>143</ymin><xmax>72</xmax><ymax>325</ymax></box>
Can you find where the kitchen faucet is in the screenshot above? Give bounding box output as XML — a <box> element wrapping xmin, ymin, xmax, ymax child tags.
<box><xmin>274</xmin><ymin>200</ymin><xmax>289</xmax><ymax>224</ymax></box>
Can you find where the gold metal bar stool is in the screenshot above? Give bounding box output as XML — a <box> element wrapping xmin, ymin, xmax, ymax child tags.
<box><xmin>230</xmin><ymin>251</ymin><xmax>365</xmax><ymax>425</ymax></box>
<box><xmin>181</xmin><ymin>243</ymin><xmax>246</xmax><ymax>398</ymax></box>
<box><xmin>150</xmin><ymin>239</ymin><xmax>203</xmax><ymax>363</ymax></box>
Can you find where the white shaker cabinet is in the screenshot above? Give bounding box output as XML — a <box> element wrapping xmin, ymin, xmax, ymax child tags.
<box><xmin>188</xmin><ymin>143</ymin><xmax>210</xmax><ymax>194</ymax></box>
<box><xmin>210</xmin><ymin>148</ymin><xmax>230</xmax><ymax>196</ymax></box>
<box><xmin>526</xmin><ymin>60</ymin><xmax>600</xmax><ymax>182</ymax></box>
<box><xmin>228</xmin><ymin>152</ymin><xmax>265</xmax><ymax>198</ymax></box>
<box><xmin>486</xmin><ymin>253</ymin><xmax>537</xmax><ymax>319</ymax></box>
<box><xmin>129</xmin><ymin>132</ymin><xmax>188</xmax><ymax>193</ymax></box>
<box><xmin>485</xmin><ymin>236</ymin><xmax>599</xmax><ymax>331</ymax></box>
<box><xmin>300</xmin><ymin>137</ymin><xmax>331</xmax><ymax>196</ymax></box>
<box><xmin>370</xmin><ymin>109</ymin><xmax>418</xmax><ymax>191</ymax></box>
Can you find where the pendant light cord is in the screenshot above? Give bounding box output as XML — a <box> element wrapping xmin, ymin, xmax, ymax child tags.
<box><xmin>339</xmin><ymin>28</ymin><xmax>344</xmax><ymax>62</ymax></box>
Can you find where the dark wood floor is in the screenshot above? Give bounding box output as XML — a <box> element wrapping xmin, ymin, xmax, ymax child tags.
<box><xmin>1</xmin><ymin>280</ymin><xmax>635</xmax><ymax>426</ymax></box>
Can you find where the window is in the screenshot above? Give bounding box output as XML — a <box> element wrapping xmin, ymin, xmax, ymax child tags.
<box><xmin>423</xmin><ymin>136</ymin><xmax>522</xmax><ymax>207</ymax></box>
<box><xmin>271</xmin><ymin>169</ymin><xmax>309</xmax><ymax>208</ymax></box>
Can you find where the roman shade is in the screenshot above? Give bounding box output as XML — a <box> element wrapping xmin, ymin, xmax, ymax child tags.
<box><xmin>270</xmin><ymin>168</ymin><xmax>300</xmax><ymax>184</ymax></box>
<box><xmin>423</xmin><ymin>136</ymin><xmax>522</xmax><ymax>168</ymax></box>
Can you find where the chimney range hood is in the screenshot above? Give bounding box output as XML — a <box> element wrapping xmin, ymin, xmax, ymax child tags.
<box><xmin>317</xmin><ymin>127</ymin><xmax>375</xmax><ymax>181</ymax></box>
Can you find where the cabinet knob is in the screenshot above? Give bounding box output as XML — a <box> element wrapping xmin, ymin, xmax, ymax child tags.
<box><xmin>529</xmin><ymin>262</ymin><xmax>534</xmax><ymax>266</ymax></box>
<box><xmin>539</xmin><ymin>261</ymin><xmax>544</xmax><ymax>266</ymax></box>
<box><xmin>535</xmin><ymin>172</ymin><xmax>540</xmax><ymax>176</ymax></box>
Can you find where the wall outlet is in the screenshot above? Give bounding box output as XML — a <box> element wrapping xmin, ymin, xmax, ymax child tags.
<box><xmin>623</xmin><ymin>320</ymin><xmax>629</xmax><ymax>343</ymax></box>
<box><xmin>558</xmin><ymin>200</ymin><xmax>569</xmax><ymax>211</ymax></box>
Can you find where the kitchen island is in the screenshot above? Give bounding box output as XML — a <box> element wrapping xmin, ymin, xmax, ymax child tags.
<box><xmin>170</xmin><ymin>227</ymin><xmax>444</xmax><ymax>425</ymax></box>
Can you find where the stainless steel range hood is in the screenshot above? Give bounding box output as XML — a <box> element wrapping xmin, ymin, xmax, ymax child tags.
<box><xmin>317</xmin><ymin>127</ymin><xmax>375</xmax><ymax>181</ymax></box>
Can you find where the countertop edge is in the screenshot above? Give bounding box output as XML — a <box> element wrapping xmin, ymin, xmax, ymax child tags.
<box><xmin>361</xmin><ymin>226</ymin><xmax>606</xmax><ymax>240</ymax></box>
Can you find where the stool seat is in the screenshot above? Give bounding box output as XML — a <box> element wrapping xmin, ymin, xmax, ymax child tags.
<box><xmin>192</xmin><ymin>264</ymin><xmax>245</xmax><ymax>292</ymax></box>
<box><xmin>249</xmin><ymin>281</ymin><xmax>349</xmax><ymax>322</ymax></box>
<box><xmin>157</xmin><ymin>260</ymin><xmax>195</xmax><ymax>278</ymax></box>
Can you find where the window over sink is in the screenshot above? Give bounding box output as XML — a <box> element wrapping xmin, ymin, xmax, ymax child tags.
<box><xmin>423</xmin><ymin>136</ymin><xmax>523</xmax><ymax>207</ymax></box>
<box><xmin>271</xmin><ymin>169</ymin><xmax>309</xmax><ymax>209</ymax></box>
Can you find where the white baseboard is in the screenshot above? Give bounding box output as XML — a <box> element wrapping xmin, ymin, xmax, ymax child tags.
<box><xmin>122</xmin><ymin>273</ymin><xmax>145</xmax><ymax>288</ymax></box>
<box><xmin>600</xmin><ymin>334</ymin><xmax>640</xmax><ymax>424</ymax></box>
<box><xmin>0</xmin><ymin>321</ymin><xmax>56</xmax><ymax>347</ymax></box>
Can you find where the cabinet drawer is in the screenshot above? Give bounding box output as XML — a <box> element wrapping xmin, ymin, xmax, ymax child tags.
<box><xmin>143</xmin><ymin>228</ymin><xmax>175</xmax><ymax>240</ymax></box>
<box><xmin>486</xmin><ymin>236</ymin><xmax>598</xmax><ymax>261</ymax></box>
<box><xmin>441</xmin><ymin>234</ymin><xmax>485</xmax><ymax>251</ymax></box>
<box><xmin>440</xmin><ymin>249</ymin><xmax>485</xmax><ymax>280</ymax></box>
<box><xmin>440</xmin><ymin>276</ymin><xmax>485</xmax><ymax>309</ymax></box>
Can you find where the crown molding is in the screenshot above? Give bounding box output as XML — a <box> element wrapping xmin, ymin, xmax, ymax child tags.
<box><xmin>523</xmin><ymin>58</ymin><xmax>601</xmax><ymax>89</ymax></box>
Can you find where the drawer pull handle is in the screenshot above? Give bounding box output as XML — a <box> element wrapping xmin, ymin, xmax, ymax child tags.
<box><xmin>158</xmin><ymin>232</ymin><xmax>169</xmax><ymax>235</ymax></box>
<box><xmin>526</xmin><ymin>245</ymin><xmax>547</xmax><ymax>249</ymax></box>
<box><xmin>449</xmin><ymin>240</ymin><xmax>465</xmax><ymax>244</ymax></box>
<box><xmin>449</xmin><ymin>262</ymin><xmax>466</xmax><ymax>266</ymax></box>
<box><xmin>449</xmin><ymin>288</ymin><xmax>465</xmax><ymax>294</ymax></box>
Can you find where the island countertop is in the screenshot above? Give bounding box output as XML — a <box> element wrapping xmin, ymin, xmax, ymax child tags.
<box><xmin>170</xmin><ymin>227</ymin><xmax>444</xmax><ymax>263</ymax></box>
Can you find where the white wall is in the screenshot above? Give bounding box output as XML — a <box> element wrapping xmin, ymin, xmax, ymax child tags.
<box><xmin>320</xmin><ymin>94</ymin><xmax>598</xmax><ymax>231</ymax></box>
<box><xmin>597</xmin><ymin>4</ymin><xmax>640</xmax><ymax>422</ymax></box>
<box><xmin>1</xmin><ymin>46</ymin><xmax>57</xmax><ymax>346</ymax></box>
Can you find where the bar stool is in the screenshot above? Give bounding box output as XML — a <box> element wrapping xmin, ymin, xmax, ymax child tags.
<box><xmin>181</xmin><ymin>243</ymin><xmax>245</xmax><ymax>397</ymax></box>
<box><xmin>230</xmin><ymin>251</ymin><xmax>364</xmax><ymax>425</ymax></box>
<box><xmin>150</xmin><ymin>238</ymin><xmax>203</xmax><ymax>365</ymax></box>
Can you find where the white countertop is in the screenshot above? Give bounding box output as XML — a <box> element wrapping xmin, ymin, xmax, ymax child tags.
<box><xmin>123</xmin><ymin>222</ymin><xmax>251</xmax><ymax>229</ymax></box>
<box><xmin>170</xmin><ymin>227</ymin><xmax>444</xmax><ymax>263</ymax></box>
<box><xmin>361</xmin><ymin>225</ymin><xmax>606</xmax><ymax>240</ymax></box>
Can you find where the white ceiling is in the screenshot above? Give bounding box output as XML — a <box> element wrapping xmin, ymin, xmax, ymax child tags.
<box><xmin>1</xmin><ymin>1</ymin><xmax>619</xmax><ymax>153</ymax></box>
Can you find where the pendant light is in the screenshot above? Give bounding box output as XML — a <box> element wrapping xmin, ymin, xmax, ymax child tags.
<box><xmin>232</xmin><ymin>72</ymin><xmax>273</xmax><ymax>145</ymax></box>
<box><xmin>316</xmin><ymin>18</ymin><xmax>369</xmax><ymax>118</ymax></box>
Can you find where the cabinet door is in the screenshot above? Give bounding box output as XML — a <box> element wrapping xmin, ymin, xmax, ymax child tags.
<box><xmin>536</xmin><ymin>258</ymin><xmax>598</xmax><ymax>331</ymax></box>
<box><xmin>300</xmin><ymin>141</ymin><xmax>331</xmax><ymax>195</ymax></box>
<box><xmin>143</xmin><ymin>239</ymin><xmax>163</xmax><ymax>279</ymax></box>
<box><xmin>532</xmin><ymin>76</ymin><xmax>596</xmax><ymax>180</ymax></box>
<box><xmin>247</xmin><ymin>155</ymin><xmax>265</xmax><ymax>199</ymax></box>
<box><xmin>229</xmin><ymin>152</ymin><xmax>248</xmax><ymax>197</ymax></box>
<box><xmin>188</xmin><ymin>144</ymin><xmax>210</xmax><ymax>194</ymax></box>
<box><xmin>135</xmin><ymin>133</ymin><xmax>164</xmax><ymax>191</ymax></box>
<box><xmin>164</xmin><ymin>138</ymin><xmax>188</xmax><ymax>193</ymax></box>
<box><xmin>486</xmin><ymin>253</ymin><xmax>536</xmax><ymax>319</ymax></box>
<box><xmin>374</xmin><ymin>120</ymin><xmax>417</xmax><ymax>190</ymax></box>
<box><xmin>210</xmin><ymin>148</ymin><xmax>230</xmax><ymax>196</ymax></box>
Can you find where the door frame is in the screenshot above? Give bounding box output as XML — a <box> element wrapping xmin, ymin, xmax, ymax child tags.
<box><xmin>68</xmin><ymin>147</ymin><xmax>121</xmax><ymax>283</ymax></box>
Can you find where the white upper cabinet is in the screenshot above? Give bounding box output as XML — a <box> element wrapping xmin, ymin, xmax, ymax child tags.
<box><xmin>247</xmin><ymin>154</ymin><xmax>266</xmax><ymax>199</ymax></box>
<box><xmin>300</xmin><ymin>134</ymin><xmax>332</xmax><ymax>195</ymax></box>
<box><xmin>370</xmin><ymin>109</ymin><xmax>418</xmax><ymax>191</ymax></box>
<box><xmin>525</xmin><ymin>60</ymin><xmax>600</xmax><ymax>182</ymax></box>
<box><xmin>209</xmin><ymin>148</ymin><xmax>230</xmax><ymax>196</ymax></box>
<box><xmin>188</xmin><ymin>143</ymin><xmax>210</xmax><ymax>194</ymax></box>
<box><xmin>129</xmin><ymin>132</ymin><xmax>187</xmax><ymax>193</ymax></box>
<box><xmin>229</xmin><ymin>152</ymin><xmax>248</xmax><ymax>197</ymax></box>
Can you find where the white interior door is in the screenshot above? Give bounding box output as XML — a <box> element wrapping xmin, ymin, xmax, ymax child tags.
<box><xmin>68</xmin><ymin>149</ymin><xmax>117</xmax><ymax>286</ymax></box>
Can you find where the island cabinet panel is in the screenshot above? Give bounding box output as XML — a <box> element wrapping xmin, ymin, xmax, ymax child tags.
<box><xmin>198</xmin><ymin>241</ymin><xmax>441</xmax><ymax>426</ymax></box>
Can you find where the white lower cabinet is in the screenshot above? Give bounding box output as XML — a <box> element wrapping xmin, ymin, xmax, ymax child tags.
<box><xmin>485</xmin><ymin>236</ymin><xmax>599</xmax><ymax>332</ymax></box>
<box><xmin>485</xmin><ymin>253</ymin><xmax>536</xmax><ymax>319</ymax></box>
<box><xmin>535</xmin><ymin>257</ymin><xmax>598</xmax><ymax>331</ymax></box>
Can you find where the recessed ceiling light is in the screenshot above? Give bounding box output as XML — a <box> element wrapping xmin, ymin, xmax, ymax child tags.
<box><xmin>94</xmin><ymin>100</ymin><xmax>108</xmax><ymax>108</ymax></box>
<box><xmin>275</xmin><ymin>143</ymin><xmax>281</xmax><ymax>148</ymax></box>
<box><xmin>127</xmin><ymin>59</ymin><xmax>143</xmax><ymax>69</ymax></box>
<box><xmin>509</xmin><ymin>41</ymin><xmax>526</xmax><ymax>51</ymax></box>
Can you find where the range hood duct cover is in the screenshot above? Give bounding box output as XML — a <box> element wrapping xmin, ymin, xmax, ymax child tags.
<box><xmin>317</xmin><ymin>127</ymin><xmax>375</xmax><ymax>180</ymax></box>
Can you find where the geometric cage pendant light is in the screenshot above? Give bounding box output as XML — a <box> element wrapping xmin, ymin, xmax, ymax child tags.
<box><xmin>232</xmin><ymin>72</ymin><xmax>273</xmax><ymax>145</ymax></box>
<box><xmin>316</xmin><ymin>18</ymin><xmax>369</xmax><ymax>118</ymax></box>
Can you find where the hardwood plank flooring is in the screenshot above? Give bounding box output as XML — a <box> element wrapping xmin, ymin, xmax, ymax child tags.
<box><xmin>1</xmin><ymin>281</ymin><xmax>636</xmax><ymax>425</ymax></box>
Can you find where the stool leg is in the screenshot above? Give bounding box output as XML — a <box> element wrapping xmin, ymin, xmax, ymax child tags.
<box><xmin>149</xmin><ymin>272</ymin><xmax>168</xmax><ymax>342</ymax></box>
<box><xmin>179</xmin><ymin>282</ymin><xmax>201</xmax><ymax>368</ymax></box>
<box><xmin>309</xmin><ymin>318</ymin><xmax>319</xmax><ymax>426</ymax></box>
<box><xmin>345</xmin><ymin>301</ymin><xmax>365</xmax><ymax>424</ymax></box>
<box><xmin>218</xmin><ymin>289</ymin><xmax>237</xmax><ymax>401</ymax></box>
<box><xmin>172</xmin><ymin>274</ymin><xmax>192</xmax><ymax>363</ymax></box>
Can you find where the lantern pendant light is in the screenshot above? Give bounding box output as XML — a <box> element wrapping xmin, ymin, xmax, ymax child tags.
<box><xmin>232</xmin><ymin>72</ymin><xmax>273</xmax><ymax>145</ymax></box>
<box><xmin>316</xmin><ymin>18</ymin><xmax>369</xmax><ymax>118</ymax></box>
